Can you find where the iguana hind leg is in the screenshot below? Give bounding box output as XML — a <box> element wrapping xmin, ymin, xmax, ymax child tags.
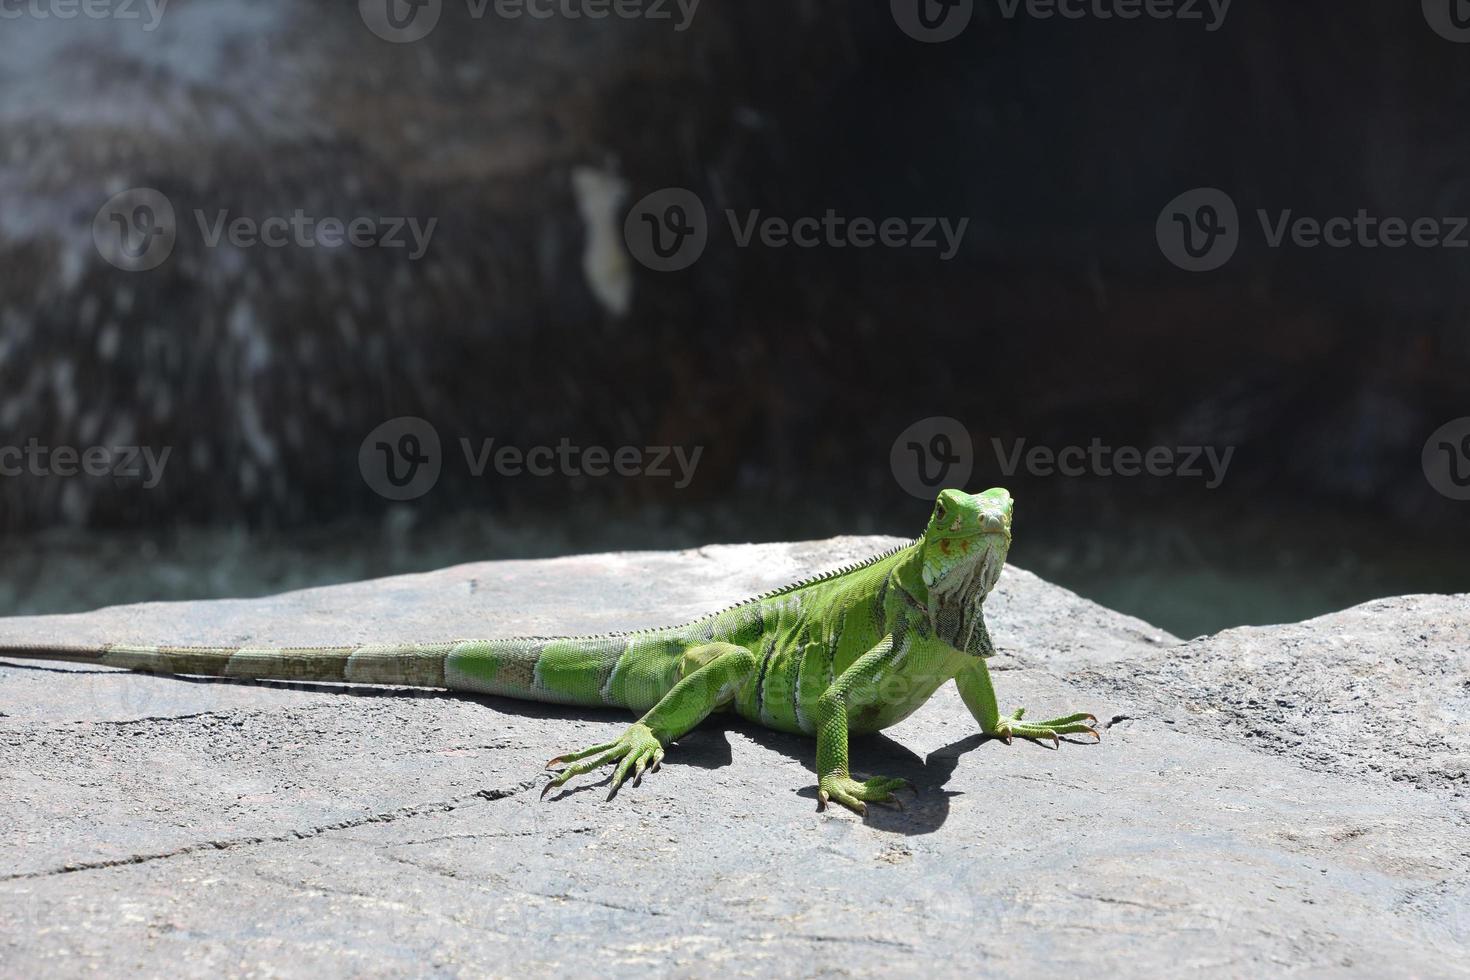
<box><xmin>542</xmin><ymin>643</ymin><xmax>757</xmax><ymax>800</ymax></box>
<box><xmin>955</xmin><ymin>658</ymin><xmax>1100</xmax><ymax>747</ymax></box>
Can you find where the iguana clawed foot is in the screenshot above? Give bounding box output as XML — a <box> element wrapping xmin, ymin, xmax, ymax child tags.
<box><xmin>541</xmin><ymin>722</ymin><xmax>665</xmax><ymax>801</ymax></box>
<box><xmin>817</xmin><ymin>774</ymin><xmax>910</xmax><ymax>815</ymax></box>
<box><xmin>990</xmin><ymin>707</ymin><xmax>1100</xmax><ymax>747</ymax></box>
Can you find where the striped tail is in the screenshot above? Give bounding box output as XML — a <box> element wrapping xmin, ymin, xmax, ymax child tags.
<box><xmin>1</xmin><ymin>634</ymin><xmax>679</xmax><ymax>707</ymax></box>
<box><xmin>0</xmin><ymin>641</ymin><xmax>458</xmax><ymax>687</ymax></box>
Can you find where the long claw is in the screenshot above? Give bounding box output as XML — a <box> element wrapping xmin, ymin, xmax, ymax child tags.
<box><xmin>539</xmin><ymin>725</ymin><xmax>663</xmax><ymax>802</ymax></box>
<box><xmin>607</xmin><ymin>756</ymin><xmax>635</xmax><ymax>799</ymax></box>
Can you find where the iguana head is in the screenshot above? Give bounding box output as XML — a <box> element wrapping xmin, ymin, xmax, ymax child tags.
<box><xmin>920</xmin><ymin>487</ymin><xmax>1013</xmax><ymax>602</ymax></box>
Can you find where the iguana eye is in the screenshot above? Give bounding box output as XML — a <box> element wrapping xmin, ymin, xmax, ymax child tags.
<box><xmin>934</xmin><ymin>501</ymin><xmax>947</xmax><ymax>522</ymax></box>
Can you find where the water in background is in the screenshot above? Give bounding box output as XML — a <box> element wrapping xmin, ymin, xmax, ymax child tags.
<box><xmin>2</xmin><ymin>492</ymin><xmax>1459</xmax><ymax>639</ymax></box>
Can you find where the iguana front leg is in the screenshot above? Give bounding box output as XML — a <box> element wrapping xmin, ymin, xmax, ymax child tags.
<box><xmin>542</xmin><ymin>643</ymin><xmax>757</xmax><ymax>800</ymax></box>
<box><xmin>954</xmin><ymin>604</ymin><xmax>1099</xmax><ymax>745</ymax></box>
<box><xmin>955</xmin><ymin>652</ymin><xmax>1100</xmax><ymax>747</ymax></box>
<box><xmin>814</xmin><ymin>635</ymin><xmax>911</xmax><ymax>815</ymax></box>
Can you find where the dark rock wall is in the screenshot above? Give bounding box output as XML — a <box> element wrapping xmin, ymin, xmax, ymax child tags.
<box><xmin>0</xmin><ymin>0</ymin><xmax>1466</xmax><ymax>534</ymax></box>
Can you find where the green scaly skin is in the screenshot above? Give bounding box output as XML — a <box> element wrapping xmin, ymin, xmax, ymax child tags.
<box><xmin>0</xmin><ymin>488</ymin><xmax>1099</xmax><ymax>815</ymax></box>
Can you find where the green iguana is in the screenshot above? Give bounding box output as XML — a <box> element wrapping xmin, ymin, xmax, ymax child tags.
<box><xmin>3</xmin><ymin>488</ymin><xmax>1098</xmax><ymax>814</ymax></box>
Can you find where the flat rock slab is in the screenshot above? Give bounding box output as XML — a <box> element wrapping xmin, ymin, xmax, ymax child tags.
<box><xmin>1</xmin><ymin>538</ymin><xmax>1467</xmax><ymax>977</ymax></box>
<box><xmin>1070</xmin><ymin>595</ymin><xmax>1470</xmax><ymax>798</ymax></box>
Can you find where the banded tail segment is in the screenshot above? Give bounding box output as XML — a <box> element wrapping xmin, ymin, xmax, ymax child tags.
<box><xmin>0</xmin><ymin>642</ymin><xmax>455</xmax><ymax>687</ymax></box>
<box><xmin>1</xmin><ymin>633</ymin><xmax>682</xmax><ymax>709</ymax></box>
<box><xmin>446</xmin><ymin>636</ymin><xmax>662</xmax><ymax>709</ymax></box>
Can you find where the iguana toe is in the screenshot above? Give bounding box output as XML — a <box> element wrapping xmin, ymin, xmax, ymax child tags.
<box><xmin>541</xmin><ymin>723</ymin><xmax>664</xmax><ymax>801</ymax></box>
<box><xmin>817</xmin><ymin>774</ymin><xmax>910</xmax><ymax>815</ymax></box>
<box><xmin>991</xmin><ymin>709</ymin><xmax>1101</xmax><ymax>747</ymax></box>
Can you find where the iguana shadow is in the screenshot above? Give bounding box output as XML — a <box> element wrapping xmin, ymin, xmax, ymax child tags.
<box><xmin>781</xmin><ymin>728</ymin><xmax>987</xmax><ymax>836</ymax></box>
<box><xmin>3</xmin><ymin>662</ymin><xmax>996</xmax><ymax>833</ymax></box>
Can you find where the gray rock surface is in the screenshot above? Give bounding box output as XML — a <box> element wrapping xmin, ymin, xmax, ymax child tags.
<box><xmin>1070</xmin><ymin>595</ymin><xmax>1470</xmax><ymax>798</ymax></box>
<box><xmin>1</xmin><ymin>537</ymin><xmax>1467</xmax><ymax>977</ymax></box>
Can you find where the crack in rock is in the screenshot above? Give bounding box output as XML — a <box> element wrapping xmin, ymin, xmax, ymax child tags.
<box><xmin>1</xmin><ymin>779</ymin><xmax>538</xmax><ymax>881</ymax></box>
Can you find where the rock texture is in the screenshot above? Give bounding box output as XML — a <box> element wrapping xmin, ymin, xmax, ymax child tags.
<box><xmin>1</xmin><ymin>538</ymin><xmax>1467</xmax><ymax>977</ymax></box>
